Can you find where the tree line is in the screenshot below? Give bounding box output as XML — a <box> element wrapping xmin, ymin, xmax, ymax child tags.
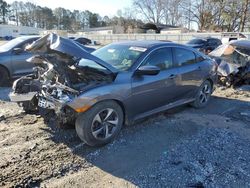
<box><xmin>0</xmin><ymin>0</ymin><xmax>143</xmax><ymax>32</ymax></box>
<box><xmin>133</xmin><ymin>0</ymin><xmax>250</xmax><ymax>32</ymax></box>
<box><xmin>0</xmin><ymin>0</ymin><xmax>250</xmax><ymax>32</ymax></box>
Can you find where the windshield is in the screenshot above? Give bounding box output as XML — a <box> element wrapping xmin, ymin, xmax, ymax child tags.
<box><xmin>0</xmin><ymin>37</ymin><xmax>26</xmax><ymax>52</ymax></box>
<box><xmin>90</xmin><ymin>44</ymin><xmax>146</xmax><ymax>71</ymax></box>
<box><xmin>187</xmin><ymin>39</ymin><xmax>205</xmax><ymax>45</ymax></box>
<box><xmin>78</xmin><ymin>58</ymin><xmax>107</xmax><ymax>71</ymax></box>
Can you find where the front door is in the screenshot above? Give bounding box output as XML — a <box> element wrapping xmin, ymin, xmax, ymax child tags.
<box><xmin>130</xmin><ymin>47</ymin><xmax>180</xmax><ymax>117</ymax></box>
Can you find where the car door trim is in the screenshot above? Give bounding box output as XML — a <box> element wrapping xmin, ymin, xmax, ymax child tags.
<box><xmin>133</xmin><ymin>98</ymin><xmax>195</xmax><ymax>122</ymax></box>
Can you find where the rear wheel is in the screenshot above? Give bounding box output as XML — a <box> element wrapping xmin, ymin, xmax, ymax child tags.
<box><xmin>192</xmin><ymin>80</ymin><xmax>212</xmax><ymax>108</ymax></box>
<box><xmin>0</xmin><ymin>67</ymin><xmax>9</xmax><ymax>86</ymax></box>
<box><xmin>75</xmin><ymin>101</ymin><xmax>124</xmax><ymax>147</ymax></box>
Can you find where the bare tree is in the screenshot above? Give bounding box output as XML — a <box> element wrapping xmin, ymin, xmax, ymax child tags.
<box><xmin>7</xmin><ymin>0</ymin><xmax>250</xmax><ymax>32</ymax></box>
<box><xmin>133</xmin><ymin>0</ymin><xmax>165</xmax><ymax>24</ymax></box>
<box><xmin>0</xmin><ymin>0</ymin><xmax>10</xmax><ymax>24</ymax></box>
<box><xmin>164</xmin><ymin>0</ymin><xmax>183</xmax><ymax>26</ymax></box>
<box><xmin>239</xmin><ymin>0</ymin><xmax>250</xmax><ymax>31</ymax></box>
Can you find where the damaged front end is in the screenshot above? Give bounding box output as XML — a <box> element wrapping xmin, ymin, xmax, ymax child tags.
<box><xmin>214</xmin><ymin>58</ymin><xmax>250</xmax><ymax>87</ymax></box>
<box><xmin>9</xmin><ymin>34</ymin><xmax>117</xmax><ymax>125</ymax></box>
<box><xmin>209</xmin><ymin>41</ymin><xmax>250</xmax><ymax>87</ymax></box>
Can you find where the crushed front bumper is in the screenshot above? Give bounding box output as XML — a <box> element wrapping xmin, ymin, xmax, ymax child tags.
<box><xmin>9</xmin><ymin>92</ymin><xmax>37</xmax><ymax>102</ymax></box>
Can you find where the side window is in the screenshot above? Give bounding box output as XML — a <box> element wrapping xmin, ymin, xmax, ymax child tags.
<box><xmin>144</xmin><ymin>48</ymin><xmax>173</xmax><ymax>70</ymax></box>
<box><xmin>175</xmin><ymin>48</ymin><xmax>196</xmax><ymax>66</ymax></box>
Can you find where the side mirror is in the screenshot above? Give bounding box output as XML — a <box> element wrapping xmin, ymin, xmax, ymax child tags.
<box><xmin>136</xmin><ymin>65</ymin><xmax>160</xmax><ymax>76</ymax></box>
<box><xmin>12</xmin><ymin>48</ymin><xmax>23</xmax><ymax>54</ymax></box>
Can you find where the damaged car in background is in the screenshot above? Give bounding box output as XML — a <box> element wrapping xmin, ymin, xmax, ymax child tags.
<box><xmin>209</xmin><ymin>40</ymin><xmax>250</xmax><ymax>87</ymax></box>
<box><xmin>10</xmin><ymin>34</ymin><xmax>217</xmax><ymax>146</ymax></box>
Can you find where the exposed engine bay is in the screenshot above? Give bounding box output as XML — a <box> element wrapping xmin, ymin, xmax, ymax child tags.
<box><xmin>9</xmin><ymin>34</ymin><xmax>115</xmax><ymax>125</ymax></box>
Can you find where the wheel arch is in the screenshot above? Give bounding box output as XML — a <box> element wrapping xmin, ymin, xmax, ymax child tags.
<box><xmin>0</xmin><ymin>64</ymin><xmax>10</xmax><ymax>78</ymax></box>
<box><xmin>205</xmin><ymin>77</ymin><xmax>215</xmax><ymax>93</ymax></box>
<box><xmin>206</xmin><ymin>78</ymin><xmax>214</xmax><ymax>88</ymax></box>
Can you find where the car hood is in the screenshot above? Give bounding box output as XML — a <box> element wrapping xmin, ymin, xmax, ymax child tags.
<box><xmin>25</xmin><ymin>33</ymin><xmax>118</xmax><ymax>73</ymax></box>
<box><xmin>186</xmin><ymin>44</ymin><xmax>204</xmax><ymax>48</ymax></box>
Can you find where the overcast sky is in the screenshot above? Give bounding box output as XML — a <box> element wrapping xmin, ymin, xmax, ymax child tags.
<box><xmin>5</xmin><ymin>0</ymin><xmax>132</xmax><ymax>17</ymax></box>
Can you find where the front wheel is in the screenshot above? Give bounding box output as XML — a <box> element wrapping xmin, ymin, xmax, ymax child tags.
<box><xmin>75</xmin><ymin>101</ymin><xmax>124</xmax><ymax>147</ymax></box>
<box><xmin>191</xmin><ymin>80</ymin><xmax>212</xmax><ymax>108</ymax></box>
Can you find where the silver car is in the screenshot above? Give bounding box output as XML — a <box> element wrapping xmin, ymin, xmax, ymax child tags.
<box><xmin>10</xmin><ymin>34</ymin><xmax>217</xmax><ymax>147</ymax></box>
<box><xmin>0</xmin><ymin>36</ymin><xmax>40</xmax><ymax>86</ymax></box>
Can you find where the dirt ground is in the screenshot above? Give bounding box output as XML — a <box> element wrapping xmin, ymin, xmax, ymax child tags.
<box><xmin>0</xmin><ymin>86</ymin><xmax>250</xmax><ymax>187</ymax></box>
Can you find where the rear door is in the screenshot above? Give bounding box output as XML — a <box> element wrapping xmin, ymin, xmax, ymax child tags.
<box><xmin>173</xmin><ymin>47</ymin><xmax>205</xmax><ymax>99</ymax></box>
<box><xmin>130</xmin><ymin>47</ymin><xmax>180</xmax><ymax>116</ymax></box>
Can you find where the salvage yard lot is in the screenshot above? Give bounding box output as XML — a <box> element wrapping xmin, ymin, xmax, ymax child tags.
<box><xmin>0</xmin><ymin>86</ymin><xmax>250</xmax><ymax>187</ymax></box>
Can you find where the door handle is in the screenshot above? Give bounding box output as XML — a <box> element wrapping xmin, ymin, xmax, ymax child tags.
<box><xmin>169</xmin><ymin>74</ymin><xmax>177</xmax><ymax>79</ymax></box>
<box><xmin>197</xmin><ymin>66</ymin><xmax>202</xmax><ymax>70</ymax></box>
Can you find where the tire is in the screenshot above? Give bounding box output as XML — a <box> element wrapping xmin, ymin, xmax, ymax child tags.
<box><xmin>75</xmin><ymin>101</ymin><xmax>124</xmax><ymax>147</ymax></box>
<box><xmin>191</xmin><ymin>80</ymin><xmax>212</xmax><ymax>108</ymax></box>
<box><xmin>0</xmin><ymin>67</ymin><xmax>9</xmax><ymax>86</ymax></box>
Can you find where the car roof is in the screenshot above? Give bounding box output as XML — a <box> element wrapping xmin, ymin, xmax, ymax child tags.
<box><xmin>109</xmin><ymin>40</ymin><xmax>184</xmax><ymax>49</ymax></box>
<box><xmin>75</xmin><ymin>37</ymin><xmax>90</xmax><ymax>40</ymax></box>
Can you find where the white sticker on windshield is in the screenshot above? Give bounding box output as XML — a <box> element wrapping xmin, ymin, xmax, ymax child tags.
<box><xmin>129</xmin><ymin>46</ymin><xmax>147</xmax><ymax>52</ymax></box>
<box><xmin>108</xmin><ymin>49</ymin><xmax>116</xmax><ymax>53</ymax></box>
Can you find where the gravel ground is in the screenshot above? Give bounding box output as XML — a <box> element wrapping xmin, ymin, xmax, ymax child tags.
<box><xmin>126</xmin><ymin>127</ymin><xmax>250</xmax><ymax>187</ymax></box>
<box><xmin>0</xmin><ymin>86</ymin><xmax>249</xmax><ymax>187</ymax></box>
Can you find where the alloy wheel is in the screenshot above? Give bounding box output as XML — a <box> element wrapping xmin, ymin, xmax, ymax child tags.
<box><xmin>199</xmin><ymin>83</ymin><xmax>211</xmax><ymax>104</ymax></box>
<box><xmin>91</xmin><ymin>108</ymin><xmax>119</xmax><ymax>140</ymax></box>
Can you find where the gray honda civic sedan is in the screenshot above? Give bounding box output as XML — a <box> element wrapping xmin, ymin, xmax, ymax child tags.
<box><xmin>10</xmin><ymin>34</ymin><xmax>217</xmax><ymax>147</ymax></box>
